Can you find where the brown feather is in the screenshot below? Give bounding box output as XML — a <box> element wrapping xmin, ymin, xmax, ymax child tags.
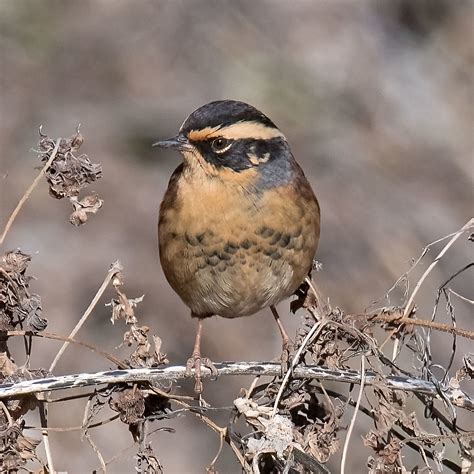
<box><xmin>158</xmin><ymin>156</ymin><xmax>320</xmax><ymax>318</ymax></box>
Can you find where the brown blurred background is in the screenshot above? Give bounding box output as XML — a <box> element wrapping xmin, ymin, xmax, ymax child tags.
<box><xmin>1</xmin><ymin>0</ymin><xmax>472</xmax><ymax>472</ymax></box>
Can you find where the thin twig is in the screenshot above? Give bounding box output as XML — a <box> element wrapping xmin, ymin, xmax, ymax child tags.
<box><xmin>402</xmin><ymin>218</ymin><xmax>473</xmax><ymax>319</ymax></box>
<box><xmin>387</xmin><ymin>218</ymin><xmax>474</xmax><ymax>356</ymax></box>
<box><xmin>84</xmin><ymin>432</ymin><xmax>107</xmax><ymax>473</ymax></box>
<box><xmin>401</xmin><ymin>431</ymin><xmax>474</xmax><ymax>445</ymax></box>
<box><xmin>49</xmin><ymin>260</ymin><xmax>123</xmax><ymax>372</ymax></box>
<box><xmin>0</xmin><ymin>139</ymin><xmax>61</xmax><ymax>246</ymax></box>
<box><xmin>374</xmin><ymin>230</ymin><xmax>464</xmax><ymax>310</ymax></box>
<box><xmin>340</xmin><ymin>355</ymin><xmax>366</xmax><ymax>474</ymax></box>
<box><xmin>159</xmin><ymin>388</ymin><xmax>248</xmax><ymax>470</ymax></box>
<box><xmin>38</xmin><ymin>400</ymin><xmax>55</xmax><ymax>474</ymax></box>
<box><xmin>7</xmin><ymin>330</ymin><xmax>127</xmax><ymax>369</ymax></box>
<box><xmin>448</xmin><ymin>288</ymin><xmax>474</xmax><ymax>305</ymax></box>
<box><xmin>305</xmin><ymin>276</ymin><xmax>331</xmax><ymax>316</ymax></box>
<box><xmin>25</xmin><ymin>414</ymin><xmax>120</xmax><ymax>432</ymax></box>
<box><xmin>82</xmin><ymin>395</ymin><xmax>107</xmax><ymax>473</ymax></box>
<box><xmin>346</xmin><ymin>313</ymin><xmax>474</xmax><ymax>340</ymax></box>
<box><xmin>272</xmin><ymin>319</ymin><xmax>327</xmax><ymax>417</ymax></box>
<box><xmin>1</xmin><ymin>362</ymin><xmax>471</xmax><ymax>408</ymax></box>
<box><xmin>47</xmin><ymin>390</ymin><xmax>108</xmax><ymax>404</ymax></box>
<box><xmin>305</xmin><ymin>277</ymin><xmax>319</xmax><ymax>303</ymax></box>
<box><xmin>0</xmin><ymin>400</ymin><xmax>13</xmax><ymax>425</ymax></box>
<box><xmin>101</xmin><ymin>425</ymin><xmax>180</xmax><ymax>470</ymax></box>
<box><xmin>245</xmin><ymin>376</ymin><xmax>261</xmax><ymax>399</ymax></box>
<box><xmin>311</xmin><ymin>386</ymin><xmax>461</xmax><ymax>472</ymax></box>
<box><xmin>207</xmin><ymin>430</ymin><xmax>225</xmax><ymax>472</ymax></box>
<box><xmin>103</xmin><ymin>443</ymin><xmax>137</xmax><ymax>469</ymax></box>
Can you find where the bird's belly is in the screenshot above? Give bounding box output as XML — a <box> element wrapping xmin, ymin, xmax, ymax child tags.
<box><xmin>180</xmin><ymin>248</ymin><xmax>294</xmax><ymax>318</ymax></box>
<box><xmin>158</xmin><ymin>173</ymin><xmax>319</xmax><ymax>318</ymax></box>
<box><xmin>159</xmin><ymin>216</ymin><xmax>316</xmax><ymax>318</ymax></box>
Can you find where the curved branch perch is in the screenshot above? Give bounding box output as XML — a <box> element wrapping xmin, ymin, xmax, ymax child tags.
<box><xmin>0</xmin><ymin>362</ymin><xmax>472</xmax><ymax>409</ymax></box>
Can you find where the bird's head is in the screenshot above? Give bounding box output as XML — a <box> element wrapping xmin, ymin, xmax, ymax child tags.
<box><xmin>154</xmin><ymin>100</ymin><xmax>295</xmax><ymax>186</ymax></box>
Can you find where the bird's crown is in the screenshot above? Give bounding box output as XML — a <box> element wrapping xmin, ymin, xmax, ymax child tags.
<box><xmin>180</xmin><ymin>100</ymin><xmax>279</xmax><ymax>138</ymax></box>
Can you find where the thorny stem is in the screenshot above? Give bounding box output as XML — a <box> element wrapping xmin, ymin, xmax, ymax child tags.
<box><xmin>0</xmin><ymin>139</ymin><xmax>62</xmax><ymax>246</ymax></box>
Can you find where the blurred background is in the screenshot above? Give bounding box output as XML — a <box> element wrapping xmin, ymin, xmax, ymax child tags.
<box><xmin>1</xmin><ymin>0</ymin><xmax>472</xmax><ymax>472</ymax></box>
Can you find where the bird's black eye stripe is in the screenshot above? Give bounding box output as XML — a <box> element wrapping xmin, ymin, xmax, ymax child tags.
<box><xmin>211</xmin><ymin>137</ymin><xmax>232</xmax><ymax>153</ymax></box>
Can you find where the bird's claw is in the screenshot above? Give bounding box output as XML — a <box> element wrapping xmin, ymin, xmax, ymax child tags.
<box><xmin>186</xmin><ymin>353</ymin><xmax>218</xmax><ymax>394</ymax></box>
<box><xmin>201</xmin><ymin>357</ymin><xmax>218</xmax><ymax>379</ymax></box>
<box><xmin>280</xmin><ymin>340</ymin><xmax>295</xmax><ymax>374</ymax></box>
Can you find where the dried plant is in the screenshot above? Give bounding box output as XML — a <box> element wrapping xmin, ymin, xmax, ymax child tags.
<box><xmin>0</xmin><ymin>130</ymin><xmax>472</xmax><ymax>473</ymax></box>
<box><xmin>37</xmin><ymin>127</ymin><xmax>103</xmax><ymax>226</ymax></box>
<box><xmin>0</xmin><ymin>250</ymin><xmax>46</xmax><ymax>332</ymax></box>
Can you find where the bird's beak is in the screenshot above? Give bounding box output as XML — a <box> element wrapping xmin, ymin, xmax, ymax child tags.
<box><xmin>153</xmin><ymin>134</ymin><xmax>191</xmax><ymax>152</ymax></box>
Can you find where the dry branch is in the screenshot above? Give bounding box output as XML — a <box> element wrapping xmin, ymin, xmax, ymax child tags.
<box><xmin>402</xmin><ymin>218</ymin><xmax>474</xmax><ymax>319</ymax></box>
<box><xmin>340</xmin><ymin>355</ymin><xmax>366</xmax><ymax>474</ymax></box>
<box><xmin>346</xmin><ymin>312</ymin><xmax>474</xmax><ymax>340</ymax></box>
<box><xmin>49</xmin><ymin>260</ymin><xmax>123</xmax><ymax>371</ymax></box>
<box><xmin>0</xmin><ymin>362</ymin><xmax>472</xmax><ymax>409</ymax></box>
<box><xmin>0</xmin><ymin>139</ymin><xmax>61</xmax><ymax>246</ymax></box>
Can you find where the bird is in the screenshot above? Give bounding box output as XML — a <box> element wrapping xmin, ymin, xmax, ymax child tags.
<box><xmin>154</xmin><ymin>100</ymin><xmax>320</xmax><ymax>393</ymax></box>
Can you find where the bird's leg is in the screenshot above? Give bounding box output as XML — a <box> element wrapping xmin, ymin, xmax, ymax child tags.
<box><xmin>186</xmin><ymin>317</ymin><xmax>217</xmax><ymax>394</ymax></box>
<box><xmin>270</xmin><ymin>305</ymin><xmax>294</xmax><ymax>370</ymax></box>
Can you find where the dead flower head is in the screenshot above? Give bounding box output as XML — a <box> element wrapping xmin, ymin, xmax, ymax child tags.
<box><xmin>0</xmin><ymin>250</ymin><xmax>46</xmax><ymax>332</ymax></box>
<box><xmin>37</xmin><ymin>127</ymin><xmax>103</xmax><ymax>225</ymax></box>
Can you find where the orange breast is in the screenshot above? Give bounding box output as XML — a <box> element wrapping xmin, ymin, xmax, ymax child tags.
<box><xmin>158</xmin><ymin>163</ymin><xmax>320</xmax><ymax>318</ymax></box>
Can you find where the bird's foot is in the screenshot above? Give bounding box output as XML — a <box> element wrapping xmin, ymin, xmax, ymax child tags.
<box><xmin>186</xmin><ymin>353</ymin><xmax>218</xmax><ymax>394</ymax></box>
<box><xmin>280</xmin><ymin>339</ymin><xmax>295</xmax><ymax>374</ymax></box>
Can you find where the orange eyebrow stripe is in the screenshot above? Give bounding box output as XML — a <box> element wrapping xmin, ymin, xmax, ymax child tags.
<box><xmin>187</xmin><ymin>121</ymin><xmax>285</xmax><ymax>141</ymax></box>
<box><xmin>187</xmin><ymin>126</ymin><xmax>221</xmax><ymax>141</ymax></box>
